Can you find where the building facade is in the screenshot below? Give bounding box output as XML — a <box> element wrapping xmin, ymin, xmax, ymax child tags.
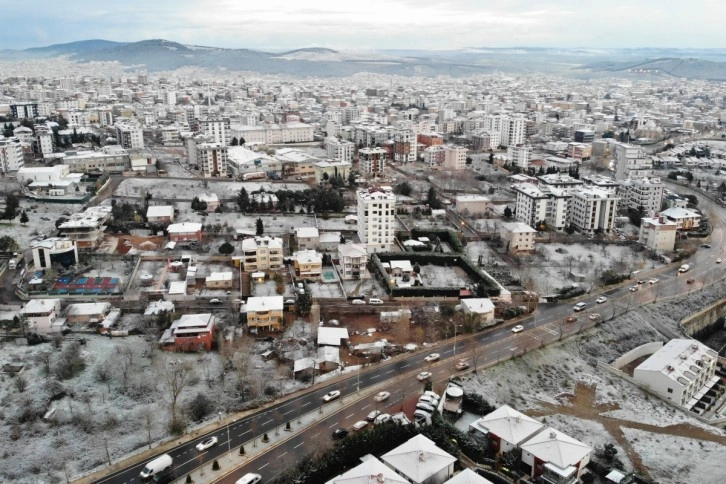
<box><xmin>357</xmin><ymin>188</ymin><xmax>396</xmax><ymax>253</ymax></box>
<box><xmin>241</xmin><ymin>236</ymin><xmax>284</xmax><ymax>272</ymax></box>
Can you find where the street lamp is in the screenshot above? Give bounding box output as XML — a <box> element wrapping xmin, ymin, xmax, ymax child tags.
<box><xmin>355</xmin><ymin>355</ymin><xmax>368</xmax><ymax>392</ymax></box>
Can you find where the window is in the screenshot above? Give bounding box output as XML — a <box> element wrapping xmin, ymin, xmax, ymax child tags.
<box><xmin>667</xmin><ymin>388</ymin><xmax>673</xmax><ymax>394</ymax></box>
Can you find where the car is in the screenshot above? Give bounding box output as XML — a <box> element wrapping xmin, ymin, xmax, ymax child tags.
<box><xmin>589</xmin><ymin>313</ymin><xmax>600</xmax><ymax>320</ymax></box>
<box><xmin>353</xmin><ymin>420</ymin><xmax>369</xmax><ymax>431</ymax></box>
<box><xmin>424</xmin><ymin>353</ymin><xmax>440</xmax><ymax>363</ymax></box>
<box><xmin>455</xmin><ymin>360</ymin><xmax>470</xmax><ymax>371</ymax></box>
<box><xmin>596</xmin><ymin>296</ymin><xmax>608</xmax><ymax>304</ymax></box>
<box><xmin>366</xmin><ymin>410</ymin><xmax>381</xmax><ymax>421</ymax></box>
<box><xmin>717</xmin><ymin>259</ymin><xmax>723</xmax><ymax>264</ymax></box>
<box><xmin>374</xmin><ymin>391</ymin><xmax>391</xmax><ymax>402</ymax></box>
<box><xmin>235</xmin><ymin>474</ymin><xmax>263</xmax><ymax>484</ymax></box>
<box><xmin>414</xmin><ymin>409</ymin><xmax>432</xmax><ymax>420</ymax></box>
<box><xmin>209</xmin><ymin>298</ymin><xmax>221</xmax><ymax>304</ymax></box>
<box><xmin>374</xmin><ymin>413</ymin><xmax>391</xmax><ymax>425</ymax></box>
<box><xmin>424</xmin><ymin>390</ymin><xmax>441</xmax><ymax>400</ymax></box>
<box><xmin>368</xmin><ymin>298</ymin><xmax>384</xmax><ymax>305</ymax></box>
<box><xmin>629</xmin><ymin>286</ymin><xmax>639</xmax><ymax>292</ymax></box>
<box><xmin>284</xmin><ymin>299</ymin><xmax>296</xmax><ymax>305</ymax></box>
<box><xmin>511</xmin><ymin>325</ymin><xmax>524</xmax><ymax>333</ymax></box>
<box><xmin>195</xmin><ymin>436</ymin><xmax>218</xmax><ymax>452</ymax></box>
<box><xmin>637</xmin><ymin>280</ymin><xmax>647</xmax><ymax>285</ymax></box>
<box><xmin>322</xmin><ymin>390</ymin><xmax>341</xmax><ymax>402</ymax></box>
<box><xmin>332</xmin><ymin>428</ymin><xmax>349</xmax><ymax>439</ymax></box>
<box><xmin>419</xmin><ymin>395</ymin><xmax>438</xmax><ymax>405</ymax></box>
<box><xmin>151</xmin><ymin>468</ymin><xmax>176</xmax><ymax>484</ymax></box>
<box><xmin>417</xmin><ymin>371</ymin><xmax>432</xmax><ymax>381</ymax></box>
<box><xmin>701</xmin><ymin>244</ymin><xmax>711</xmax><ymax>249</ymax></box>
<box><xmin>686</xmin><ymin>278</ymin><xmax>695</xmax><ymax>284</ymax></box>
<box><xmin>573</xmin><ymin>302</ymin><xmax>587</xmax><ymax>312</ymax></box>
<box><xmin>648</xmin><ymin>278</ymin><xmax>659</xmax><ymax>284</ymax></box>
<box><xmin>565</xmin><ymin>316</ymin><xmax>577</xmax><ymax>323</ymax></box>
<box><xmin>351</xmin><ymin>298</ymin><xmax>366</xmax><ymax>305</ymax></box>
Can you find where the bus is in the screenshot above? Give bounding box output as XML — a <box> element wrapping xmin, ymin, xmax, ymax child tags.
<box><xmin>242</xmin><ymin>172</ymin><xmax>266</xmax><ymax>181</ymax></box>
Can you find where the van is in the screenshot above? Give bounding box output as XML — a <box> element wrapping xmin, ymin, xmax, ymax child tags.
<box><xmin>140</xmin><ymin>454</ymin><xmax>173</xmax><ymax>480</ymax></box>
<box><xmin>573</xmin><ymin>302</ymin><xmax>586</xmax><ymax>312</ymax></box>
<box><xmin>416</xmin><ymin>402</ymin><xmax>436</xmax><ymax>413</ymax></box>
<box><xmin>368</xmin><ymin>298</ymin><xmax>384</xmax><ymax>305</ymax></box>
<box><xmin>235</xmin><ymin>474</ymin><xmax>262</xmax><ymax>484</ymax></box>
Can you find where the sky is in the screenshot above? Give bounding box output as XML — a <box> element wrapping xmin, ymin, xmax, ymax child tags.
<box><xmin>1</xmin><ymin>0</ymin><xmax>724</xmax><ymax>51</ymax></box>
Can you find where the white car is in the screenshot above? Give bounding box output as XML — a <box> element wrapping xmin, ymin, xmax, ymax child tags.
<box><xmin>629</xmin><ymin>286</ymin><xmax>639</xmax><ymax>292</ymax></box>
<box><xmin>374</xmin><ymin>391</ymin><xmax>390</xmax><ymax>402</ymax></box>
<box><xmin>424</xmin><ymin>353</ymin><xmax>440</xmax><ymax>363</ymax></box>
<box><xmin>716</xmin><ymin>258</ymin><xmax>722</xmax><ymax>264</ymax></box>
<box><xmin>511</xmin><ymin>325</ymin><xmax>524</xmax><ymax>333</ymax></box>
<box><xmin>368</xmin><ymin>298</ymin><xmax>384</xmax><ymax>305</ymax></box>
<box><xmin>374</xmin><ymin>413</ymin><xmax>391</xmax><ymax>425</ymax></box>
<box><xmin>322</xmin><ymin>390</ymin><xmax>341</xmax><ymax>402</ymax></box>
<box><xmin>596</xmin><ymin>296</ymin><xmax>608</xmax><ymax>304</ymax></box>
<box><xmin>588</xmin><ymin>313</ymin><xmax>600</xmax><ymax>320</ymax></box>
<box><xmin>353</xmin><ymin>420</ymin><xmax>369</xmax><ymax>430</ymax></box>
<box><xmin>209</xmin><ymin>298</ymin><xmax>221</xmax><ymax>304</ymax></box>
<box><xmin>351</xmin><ymin>298</ymin><xmax>366</xmax><ymax>305</ymax></box>
<box><xmin>417</xmin><ymin>371</ymin><xmax>432</xmax><ymax>381</ymax></box>
<box><xmin>196</xmin><ymin>436</ymin><xmax>218</xmax><ymax>452</ymax></box>
<box><xmin>648</xmin><ymin>278</ymin><xmax>659</xmax><ymax>285</ymax></box>
<box><xmin>366</xmin><ymin>410</ymin><xmax>381</xmax><ymax>421</ymax></box>
<box><xmin>573</xmin><ymin>302</ymin><xmax>587</xmax><ymax>312</ymax></box>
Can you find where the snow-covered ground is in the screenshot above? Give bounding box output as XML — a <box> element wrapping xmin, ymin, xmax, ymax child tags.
<box><xmin>114</xmin><ymin>178</ymin><xmax>310</xmax><ymax>200</ymax></box>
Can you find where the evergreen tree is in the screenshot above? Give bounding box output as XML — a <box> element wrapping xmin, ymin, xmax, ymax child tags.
<box><xmin>503</xmin><ymin>206</ymin><xmax>513</xmax><ymax>218</ymax></box>
<box><xmin>237</xmin><ymin>187</ymin><xmax>249</xmax><ymax>212</ymax></box>
<box><xmin>19</xmin><ymin>210</ymin><xmax>28</xmax><ymax>225</ymax></box>
<box><xmin>256</xmin><ymin>218</ymin><xmax>264</xmax><ymax>236</ymax></box>
<box><xmin>230</xmin><ymin>137</ymin><xmax>239</xmax><ymax>146</ymax></box>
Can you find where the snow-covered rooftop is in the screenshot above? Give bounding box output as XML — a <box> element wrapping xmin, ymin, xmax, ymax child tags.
<box><xmin>318</xmin><ymin>327</ymin><xmax>349</xmax><ymax>347</ymax></box>
<box><xmin>469</xmin><ymin>404</ymin><xmax>544</xmax><ymax>446</ymax></box>
<box><xmin>246</xmin><ymin>296</ymin><xmax>284</xmax><ymax>312</ymax></box>
<box><xmin>381</xmin><ymin>434</ymin><xmax>456</xmax><ymax>483</ymax></box>
<box><xmin>520</xmin><ymin>427</ymin><xmax>592</xmax><ymax>470</ymax></box>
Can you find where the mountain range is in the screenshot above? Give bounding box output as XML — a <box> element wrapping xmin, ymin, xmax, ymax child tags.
<box><xmin>3</xmin><ymin>39</ymin><xmax>726</xmax><ymax>79</ymax></box>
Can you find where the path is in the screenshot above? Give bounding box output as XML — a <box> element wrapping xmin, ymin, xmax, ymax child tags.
<box><xmin>526</xmin><ymin>382</ymin><xmax>726</xmax><ymax>479</ymax></box>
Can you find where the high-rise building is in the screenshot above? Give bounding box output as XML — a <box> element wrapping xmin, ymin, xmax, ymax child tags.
<box><xmin>357</xmin><ymin>187</ymin><xmax>396</xmax><ymax>253</ymax></box>
<box><xmin>393</xmin><ymin>129</ymin><xmax>417</xmax><ymax>163</ymax></box>
<box><xmin>359</xmin><ymin>147</ymin><xmax>387</xmax><ymax>177</ymax></box>
<box><xmin>507</xmin><ymin>145</ymin><xmax>531</xmax><ymax>169</ymax></box>
<box><xmin>10</xmin><ymin>102</ymin><xmax>39</xmax><ymax>119</ymax></box>
<box><xmin>0</xmin><ymin>137</ymin><xmax>24</xmax><ymax>173</ymax></box>
<box><xmin>614</xmin><ymin>142</ymin><xmax>652</xmax><ymax>180</ymax></box>
<box><xmin>325</xmin><ymin>137</ymin><xmax>355</xmax><ymax>163</ymax></box>
<box><xmin>618</xmin><ymin>177</ymin><xmax>664</xmax><ymax>217</ymax></box>
<box><xmin>442</xmin><ymin>145</ymin><xmax>468</xmax><ymax>170</ymax></box>
<box><xmin>199</xmin><ymin>118</ymin><xmax>230</xmax><ymax>145</ymax></box>
<box><xmin>115</xmin><ymin>121</ymin><xmax>144</xmax><ymax>149</ymax></box>
<box><xmin>196</xmin><ymin>142</ymin><xmax>228</xmax><ymax>177</ymax></box>
<box><xmin>500</xmin><ymin>116</ymin><xmax>525</xmax><ymax>147</ymax></box>
<box><xmin>568</xmin><ymin>187</ymin><xmax>619</xmax><ymax>234</ymax></box>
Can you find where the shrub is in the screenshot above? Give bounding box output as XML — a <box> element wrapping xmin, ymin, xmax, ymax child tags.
<box><xmin>212</xmin><ymin>460</ymin><xmax>220</xmax><ymax>471</ymax></box>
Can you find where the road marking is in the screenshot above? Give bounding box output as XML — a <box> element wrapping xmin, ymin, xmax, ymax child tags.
<box><xmin>370</xmin><ymin>374</ymin><xmax>380</xmax><ymax>379</ymax></box>
<box><xmin>361</xmin><ymin>404</ymin><xmax>370</xmax><ymax>410</ymax></box>
<box><xmin>329</xmin><ymin>422</ymin><xmax>339</xmax><ymax>428</ymax></box>
<box><xmin>301</xmin><ymin>402</ymin><xmax>310</xmax><ymax>407</ymax></box>
<box><xmin>263</xmin><ymin>419</ymin><xmax>273</xmax><ymax>426</ymax></box>
<box><xmin>346</xmin><ymin>413</ymin><xmax>354</xmax><ymax>419</ymax></box>
<box><xmin>294</xmin><ymin>442</ymin><xmax>304</xmax><ymax>449</ymax></box>
<box><xmin>401</xmin><ymin>364</ymin><xmax>408</xmax><ymax>368</ymax></box>
<box><xmin>280</xmin><ymin>452</ymin><xmax>287</xmax><ymax>457</ymax></box>
<box><xmin>284</xmin><ymin>409</ymin><xmax>295</xmax><ymax>415</ymax></box>
<box><xmin>385</xmin><ymin>369</ymin><xmax>394</xmax><ymax>374</ymax></box>
<box><xmin>259</xmin><ymin>463</ymin><xmax>269</xmax><ymax>470</ymax></box>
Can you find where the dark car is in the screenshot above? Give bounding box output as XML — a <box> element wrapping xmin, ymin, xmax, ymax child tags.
<box><xmin>332</xmin><ymin>428</ymin><xmax>349</xmax><ymax>440</ymax></box>
<box><xmin>151</xmin><ymin>468</ymin><xmax>175</xmax><ymax>484</ymax></box>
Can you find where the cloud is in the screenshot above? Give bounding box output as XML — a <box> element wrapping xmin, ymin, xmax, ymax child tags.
<box><xmin>1</xmin><ymin>0</ymin><xmax>725</xmax><ymax>50</ymax></box>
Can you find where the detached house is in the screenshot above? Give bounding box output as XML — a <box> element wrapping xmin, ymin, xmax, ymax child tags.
<box><xmin>20</xmin><ymin>299</ymin><xmax>62</xmax><ymax>333</ymax></box>
<box><xmin>159</xmin><ymin>313</ymin><xmax>215</xmax><ymax>352</ymax></box>
<box><xmin>520</xmin><ymin>427</ymin><xmax>592</xmax><ymax>482</ymax></box>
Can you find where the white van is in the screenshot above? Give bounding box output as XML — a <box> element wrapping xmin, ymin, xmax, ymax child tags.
<box><xmin>235</xmin><ymin>474</ymin><xmax>262</xmax><ymax>484</ymax></box>
<box><xmin>368</xmin><ymin>298</ymin><xmax>384</xmax><ymax>305</ymax></box>
<box><xmin>140</xmin><ymin>454</ymin><xmax>173</xmax><ymax>480</ymax></box>
<box><xmin>573</xmin><ymin>302</ymin><xmax>587</xmax><ymax>312</ymax></box>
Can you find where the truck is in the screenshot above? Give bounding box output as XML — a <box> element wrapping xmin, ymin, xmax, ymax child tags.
<box><xmin>140</xmin><ymin>454</ymin><xmax>173</xmax><ymax>480</ymax></box>
<box><xmin>678</xmin><ymin>264</ymin><xmax>690</xmax><ymax>273</ymax></box>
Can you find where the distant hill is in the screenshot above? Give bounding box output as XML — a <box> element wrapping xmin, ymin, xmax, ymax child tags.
<box><xmin>3</xmin><ymin>39</ymin><xmax>726</xmax><ymax>79</ymax></box>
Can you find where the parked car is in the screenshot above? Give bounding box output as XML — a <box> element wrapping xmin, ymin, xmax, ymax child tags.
<box><xmin>366</xmin><ymin>410</ymin><xmax>381</xmax><ymax>421</ymax></box>
<box><xmin>351</xmin><ymin>299</ymin><xmax>366</xmax><ymax>305</ymax></box>
<box><xmin>423</xmin><ymin>390</ymin><xmax>441</xmax><ymax>400</ymax></box>
<box><xmin>424</xmin><ymin>353</ymin><xmax>440</xmax><ymax>362</ymax></box>
<box><xmin>374</xmin><ymin>391</ymin><xmax>390</xmax><ymax>402</ymax></box>
<box><xmin>701</xmin><ymin>244</ymin><xmax>711</xmax><ymax>248</ymax></box>
<box><xmin>235</xmin><ymin>474</ymin><xmax>262</xmax><ymax>484</ymax></box>
<box><xmin>368</xmin><ymin>298</ymin><xmax>384</xmax><ymax>305</ymax></box>
<box><xmin>648</xmin><ymin>278</ymin><xmax>659</xmax><ymax>284</ymax></box>
<box><xmin>415</xmin><ymin>402</ymin><xmax>436</xmax><ymax>413</ymax></box>
<box><xmin>353</xmin><ymin>420</ymin><xmax>369</xmax><ymax>430</ymax></box>
<box><xmin>419</xmin><ymin>395</ymin><xmax>438</xmax><ymax>406</ymax></box>
<box><xmin>195</xmin><ymin>436</ymin><xmax>218</xmax><ymax>452</ymax></box>
<box><xmin>511</xmin><ymin>325</ymin><xmax>524</xmax><ymax>333</ymax></box>
<box><xmin>637</xmin><ymin>280</ymin><xmax>647</xmax><ymax>285</ymax></box>
<box><xmin>414</xmin><ymin>409</ymin><xmax>432</xmax><ymax>420</ymax></box>
<box><xmin>596</xmin><ymin>296</ymin><xmax>608</xmax><ymax>304</ymax></box>
<box><xmin>322</xmin><ymin>390</ymin><xmax>341</xmax><ymax>402</ymax></box>
<box><xmin>417</xmin><ymin>371</ymin><xmax>432</xmax><ymax>381</ymax></box>
<box><xmin>717</xmin><ymin>259</ymin><xmax>723</xmax><ymax>264</ymax></box>
<box><xmin>374</xmin><ymin>413</ymin><xmax>391</xmax><ymax>425</ymax></box>
<box><xmin>209</xmin><ymin>298</ymin><xmax>221</xmax><ymax>304</ymax></box>
<box><xmin>332</xmin><ymin>428</ymin><xmax>349</xmax><ymax>439</ymax></box>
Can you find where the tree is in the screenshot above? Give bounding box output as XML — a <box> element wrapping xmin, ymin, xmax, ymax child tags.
<box><xmin>237</xmin><ymin>187</ymin><xmax>250</xmax><ymax>212</ymax></box>
<box><xmin>218</xmin><ymin>241</ymin><xmax>234</xmax><ymax>255</ymax></box>
<box><xmin>488</xmin><ymin>152</ymin><xmax>494</xmax><ymax>164</ymax></box>
<box><xmin>322</xmin><ymin>172</ymin><xmax>329</xmax><ymax>182</ymax></box>
<box><xmin>426</xmin><ymin>187</ymin><xmax>442</xmax><ymax>210</ymax></box>
<box><xmin>256</xmin><ymin>217</ymin><xmax>264</xmax><ymax>236</ymax></box>
<box><xmin>503</xmin><ymin>206</ymin><xmax>513</xmax><ymax>218</ymax></box>
<box><xmin>465</xmin><ymin>156</ymin><xmax>473</xmax><ymax>165</ymax></box>
<box><xmin>230</xmin><ymin>137</ymin><xmax>239</xmax><ymax>146</ymax></box>
<box><xmin>2</xmin><ymin>123</ymin><xmax>13</xmax><ymax>138</ymax></box>
<box><xmin>2</xmin><ymin>193</ymin><xmax>20</xmax><ymax>220</ymax></box>
<box><xmin>0</xmin><ymin>236</ymin><xmax>19</xmax><ymax>252</ymax></box>
<box><xmin>239</xmin><ymin>136</ymin><xmax>246</xmax><ymax>145</ymax></box>
<box><xmin>162</xmin><ymin>359</ymin><xmax>195</xmax><ymax>433</ymax></box>
<box><xmin>191</xmin><ymin>197</ymin><xmax>208</xmax><ymax>212</ymax></box>
<box><xmin>348</xmin><ymin>171</ymin><xmax>357</xmax><ymax>187</ymax></box>
<box><xmin>297</xmin><ymin>283</ymin><xmax>313</xmax><ymax>315</ymax></box>
<box><xmin>393</xmin><ymin>182</ymin><xmax>412</xmax><ymax>196</ymax></box>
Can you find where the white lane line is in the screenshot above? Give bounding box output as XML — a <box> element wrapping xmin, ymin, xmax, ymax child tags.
<box><xmin>346</xmin><ymin>413</ymin><xmax>354</xmax><ymax>419</ymax></box>
<box><xmin>302</xmin><ymin>402</ymin><xmax>310</xmax><ymax>407</ymax></box>
<box><xmin>370</xmin><ymin>374</ymin><xmax>380</xmax><ymax>379</ymax></box>
<box><xmin>263</xmin><ymin>419</ymin><xmax>273</xmax><ymax>426</ymax></box>
<box><xmin>361</xmin><ymin>404</ymin><xmax>370</xmax><ymax>410</ymax></box>
<box><xmin>284</xmin><ymin>409</ymin><xmax>295</xmax><ymax>415</ymax></box>
<box><xmin>259</xmin><ymin>463</ymin><xmax>269</xmax><ymax>470</ymax></box>
<box><xmin>280</xmin><ymin>452</ymin><xmax>287</xmax><ymax>457</ymax></box>
<box><xmin>294</xmin><ymin>442</ymin><xmax>304</xmax><ymax>449</ymax></box>
<box><xmin>385</xmin><ymin>369</ymin><xmax>394</xmax><ymax>374</ymax></box>
<box><xmin>329</xmin><ymin>422</ymin><xmax>339</xmax><ymax>428</ymax></box>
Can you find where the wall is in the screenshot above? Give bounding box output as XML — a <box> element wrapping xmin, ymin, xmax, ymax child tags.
<box><xmin>680</xmin><ymin>298</ymin><xmax>726</xmax><ymax>336</ymax></box>
<box><xmin>610</xmin><ymin>341</ymin><xmax>664</xmax><ymax>369</ymax></box>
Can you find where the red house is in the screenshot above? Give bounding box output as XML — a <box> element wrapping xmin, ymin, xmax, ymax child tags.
<box><xmin>167</xmin><ymin>222</ymin><xmax>203</xmax><ymax>242</ymax></box>
<box><xmin>159</xmin><ymin>313</ymin><xmax>215</xmax><ymax>352</ymax></box>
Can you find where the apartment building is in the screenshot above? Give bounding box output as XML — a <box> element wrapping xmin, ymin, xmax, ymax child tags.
<box><xmin>115</xmin><ymin>121</ymin><xmax>144</xmax><ymax>149</ymax></box>
<box><xmin>614</xmin><ymin>142</ymin><xmax>652</xmax><ymax>180</ymax></box>
<box><xmin>275</xmin><ymin>148</ymin><xmax>318</xmax><ymax>178</ymax></box>
<box><xmin>442</xmin><ymin>145</ymin><xmax>468</xmax><ymax>171</ymax></box>
<box><xmin>582</xmin><ymin>174</ymin><xmax>620</xmax><ymax>195</ymax></box>
<box><xmin>359</xmin><ymin>147</ymin><xmax>387</xmax><ymax>176</ymax></box>
<box><xmin>240</xmin><ymin>236</ymin><xmax>284</xmax><ymax>272</ymax></box>
<box><xmin>567</xmin><ymin>142</ymin><xmax>592</xmax><ymax>161</ymax></box>
<box><xmin>245</xmin><ymin>296</ymin><xmax>284</xmax><ymax>331</ymax></box>
<box><xmin>357</xmin><ymin>187</ymin><xmax>396</xmax><ymax>253</ymax></box>
<box><xmin>294</xmin><ymin>227</ymin><xmax>319</xmax><ymax>250</ymax></box>
<box><xmin>20</xmin><ymin>299</ymin><xmax>62</xmax><ymax>333</ymax></box>
<box><xmin>292</xmin><ymin>250</ymin><xmax>323</xmax><ymax>280</ymax></box>
<box><xmin>659</xmin><ymin>207</ymin><xmax>701</xmax><ymax>230</ymax></box>
<box><xmin>639</xmin><ymin>216</ymin><xmax>678</xmax><ymax>253</ymax></box>
<box><xmin>338</xmin><ymin>243</ymin><xmax>367</xmax><ymax>280</ymax></box>
<box><xmin>198</xmin><ymin>118</ymin><xmax>230</xmax><ymax>145</ymax></box>
<box><xmin>313</xmin><ymin>160</ymin><xmax>351</xmax><ymax>184</ymax></box>
<box><xmin>417</xmin><ymin>133</ymin><xmax>444</xmax><ymax>147</ymax></box>
<box><xmin>62</xmin><ymin>147</ymin><xmax>130</xmax><ymax>173</ymax></box>
<box><xmin>0</xmin><ymin>137</ymin><xmax>24</xmax><ymax>173</ymax></box>
<box><xmin>618</xmin><ymin>176</ymin><xmax>665</xmax><ymax>216</ymax></box>
<box><xmin>196</xmin><ymin>142</ymin><xmax>227</xmax><ymax>177</ymax></box>
<box><xmin>514</xmin><ymin>184</ymin><xmax>570</xmax><ymax>231</ymax></box>
<box><xmin>230</xmin><ymin>122</ymin><xmax>314</xmax><ymax>144</ymax></box>
<box><xmin>159</xmin><ymin>313</ymin><xmax>215</xmax><ymax>352</ymax></box>
<box><xmin>634</xmin><ymin>339</ymin><xmax>718</xmax><ymax>410</ymax></box>
<box><xmin>392</xmin><ymin>129</ymin><xmax>417</xmax><ymax>163</ymax></box>
<box><xmin>568</xmin><ymin>187</ymin><xmax>619</xmax><ymax>234</ymax></box>
<box><xmin>454</xmin><ymin>194</ymin><xmax>490</xmax><ymax>216</ymax></box>
<box><xmin>35</xmin><ymin>126</ymin><xmax>55</xmax><ymax>158</ymax></box>
<box><xmin>500</xmin><ymin>222</ymin><xmax>537</xmax><ymax>253</ymax></box>
<box><xmin>500</xmin><ymin>115</ymin><xmax>525</xmax><ymax>147</ymax></box>
<box><xmin>507</xmin><ymin>145</ymin><xmax>531</xmax><ymax>169</ymax></box>
<box><xmin>57</xmin><ymin>206</ymin><xmax>112</xmax><ymax>249</ymax></box>
<box><xmin>422</xmin><ymin>145</ymin><xmax>445</xmax><ymax>167</ymax></box>
<box><xmin>325</xmin><ymin>137</ymin><xmax>355</xmax><ymax>162</ymax></box>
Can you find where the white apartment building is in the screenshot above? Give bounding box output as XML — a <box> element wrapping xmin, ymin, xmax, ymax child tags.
<box><xmin>325</xmin><ymin>137</ymin><xmax>354</xmax><ymax>163</ymax></box>
<box><xmin>507</xmin><ymin>145</ymin><xmax>531</xmax><ymax>169</ymax></box>
<box><xmin>514</xmin><ymin>184</ymin><xmax>570</xmax><ymax>231</ymax></box>
<box><xmin>500</xmin><ymin>115</ymin><xmax>525</xmax><ymax>147</ymax></box>
<box><xmin>614</xmin><ymin>142</ymin><xmax>652</xmax><ymax>180</ymax></box>
<box><xmin>618</xmin><ymin>177</ymin><xmax>665</xmax><ymax>216</ymax></box>
<box><xmin>634</xmin><ymin>339</ymin><xmax>718</xmax><ymax>410</ymax></box>
<box><xmin>199</xmin><ymin>118</ymin><xmax>230</xmax><ymax>145</ymax></box>
<box><xmin>423</xmin><ymin>145</ymin><xmax>445</xmax><ymax>167</ymax></box>
<box><xmin>569</xmin><ymin>187</ymin><xmax>619</xmax><ymax>234</ymax></box>
<box><xmin>454</xmin><ymin>194</ymin><xmax>490</xmax><ymax>216</ymax></box>
<box><xmin>115</xmin><ymin>121</ymin><xmax>144</xmax><ymax>149</ymax></box>
<box><xmin>230</xmin><ymin>122</ymin><xmax>314</xmax><ymax>145</ymax></box>
<box><xmin>582</xmin><ymin>174</ymin><xmax>620</xmax><ymax>195</ymax></box>
<box><xmin>357</xmin><ymin>187</ymin><xmax>396</xmax><ymax>253</ymax></box>
<box><xmin>442</xmin><ymin>145</ymin><xmax>468</xmax><ymax>170</ymax></box>
<box><xmin>57</xmin><ymin>206</ymin><xmax>112</xmax><ymax>249</ymax></box>
<box><xmin>35</xmin><ymin>126</ymin><xmax>55</xmax><ymax>158</ymax></box>
<box><xmin>393</xmin><ymin>129</ymin><xmax>417</xmax><ymax>163</ymax></box>
<box><xmin>0</xmin><ymin>137</ymin><xmax>24</xmax><ymax>172</ymax></box>
<box><xmin>338</xmin><ymin>243</ymin><xmax>368</xmax><ymax>280</ymax></box>
<box><xmin>639</xmin><ymin>216</ymin><xmax>678</xmax><ymax>253</ymax></box>
<box><xmin>500</xmin><ymin>222</ymin><xmax>537</xmax><ymax>253</ymax></box>
<box><xmin>240</xmin><ymin>236</ymin><xmax>284</xmax><ymax>272</ymax></box>
<box><xmin>196</xmin><ymin>142</ymin><xmax>228</xmax><ymax>177</ymax></box>
<box><xmin>359</xmin><ymin>147</ymin><xmax>387</xmax><ymax>176</ymax></box>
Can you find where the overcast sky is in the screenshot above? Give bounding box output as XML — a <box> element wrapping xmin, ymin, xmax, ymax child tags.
<box><xmin>2</xmin><ymin>0</ymin><xmax>724</xmax><ymax>51</ymax></box>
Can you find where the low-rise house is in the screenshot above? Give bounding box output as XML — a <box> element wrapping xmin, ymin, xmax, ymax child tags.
<box><xmin>146</xmin><ymin>205</ymin><xmax>175</xmax><ymax>225</ymax></box>
<box><xmin>205</xmin><ymin>271</ymin><xmax>234</xmax><ymax>289</ymax></box>
<box><xmin>460</xmin><ymin>298</ymin><xmax>495</xmax><ymax>326</ymax></box>
<box><xmin>445</xmin><ymin>469</ymin><xmax>494</xmax><ymax>484</ymax></box>
<box><xmin>20</xmin><ymin>299</ymin><xmax>62</xmax><ymax>333</ymax></box>
<box><xmin>241</xmin><ymin>236</ymin><xmax>284</xmax><ymax>272</ymax></box>
<box><xmin>455</xmin><ymin>194</ymin><xmax>490</xmax><ymax>216</ymax></box>
<box><xmin>294</xmin><ymin>227</ymin><xmax>319</xmax><ymax>250</ymax></box>
<box><xmin>520</xmin><ymin>427</ymin><xmax>592</xmax><ymax>482</ymax></box>
<box><xmin>245</xmin><ymin>296</ymin><xmax>284</xmax><ymax>331</ymax></box>
<box><xmin>638</xmin><ymin>216</ymin><xmax>678</xmax><ymax>253</ymax></box>
<box><xmin>338</xmin><ymin>243</ymin><xmax>368</xmax><ymax>280</ymax></box>
<box><xmin>468</xmin><ymin>404</ymin><xmax>545</xmax><ymax>455</ymax></box>
<box><xmin>319</xmin><ymin>231</ymin><xmax>341</xmax><ymax>252</ymax></box>
<box><xmin>500</xmin><ymin>222</ymin><xmax>536</xmax><ymax>253</ymax></box>
<box><xmin>381</xmin><ymin>434</ymin><xmax>456</xmax><ymax>484</ymax></box>
<box><xmin>198</xmin><ymin>193</ymin><xmax>220</xmax><ymax>212</ymax></box>
<box><xmin>143</xmin><ymin>300</ymin><xmax>175</xmax><ymax>320</ymax></box>
<box><xmin>325</xmin><ymin>455</ymin><xmax>409</xmax><ymax>484</ymax></box>
<box><xmin>167</xmin><ymin>222</ymin><xmax>203</xmax><ymax>242</ymax></box>
<box><xmin>317</xmin><ymin>327</ymin><xmax>349</xmax><ymax>347</ymax></box>
<box><xmin>65</xmin><ymin>302</ymin><xmax>112</xmax><ymax>324</ymax></box>
<box><xmin>659</xmin><ymin>207</ymin><xmax>701</xmax><ymax>230</ymax></box>
<box><xmin>159</xmin><ymin>313</ymin><xmax>215</xmax><ymax>352</ymax></box>
<box><xmin>292</xmin><ymin>249</ymin><xmax>323</xmax><ymax>280</ymax></box>
<box><xmin>31</xmin><ymin>237</ymin><xmax>78</xmax><ymax>269</ymax></box>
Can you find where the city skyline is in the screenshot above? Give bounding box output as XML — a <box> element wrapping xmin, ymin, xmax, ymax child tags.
<box><xmin>2</xmin><ymin>0</ymin><xmax>725</xmax><ymax>51</ymax></box>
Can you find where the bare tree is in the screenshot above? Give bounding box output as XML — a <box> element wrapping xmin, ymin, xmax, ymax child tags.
<box><xmin>116</xmin><ymin>344</ymin><xmax>134</xmax><ymax>392</ymax></box>
<box><xmin>138</xmin><ymin>406</ymin><xmax>155</xmax><ymax>450</ymax></box>
<box><xmin>161</xmin><ymin>357</ymin><xmax>195</xmax><ymax>429</ymax></box>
